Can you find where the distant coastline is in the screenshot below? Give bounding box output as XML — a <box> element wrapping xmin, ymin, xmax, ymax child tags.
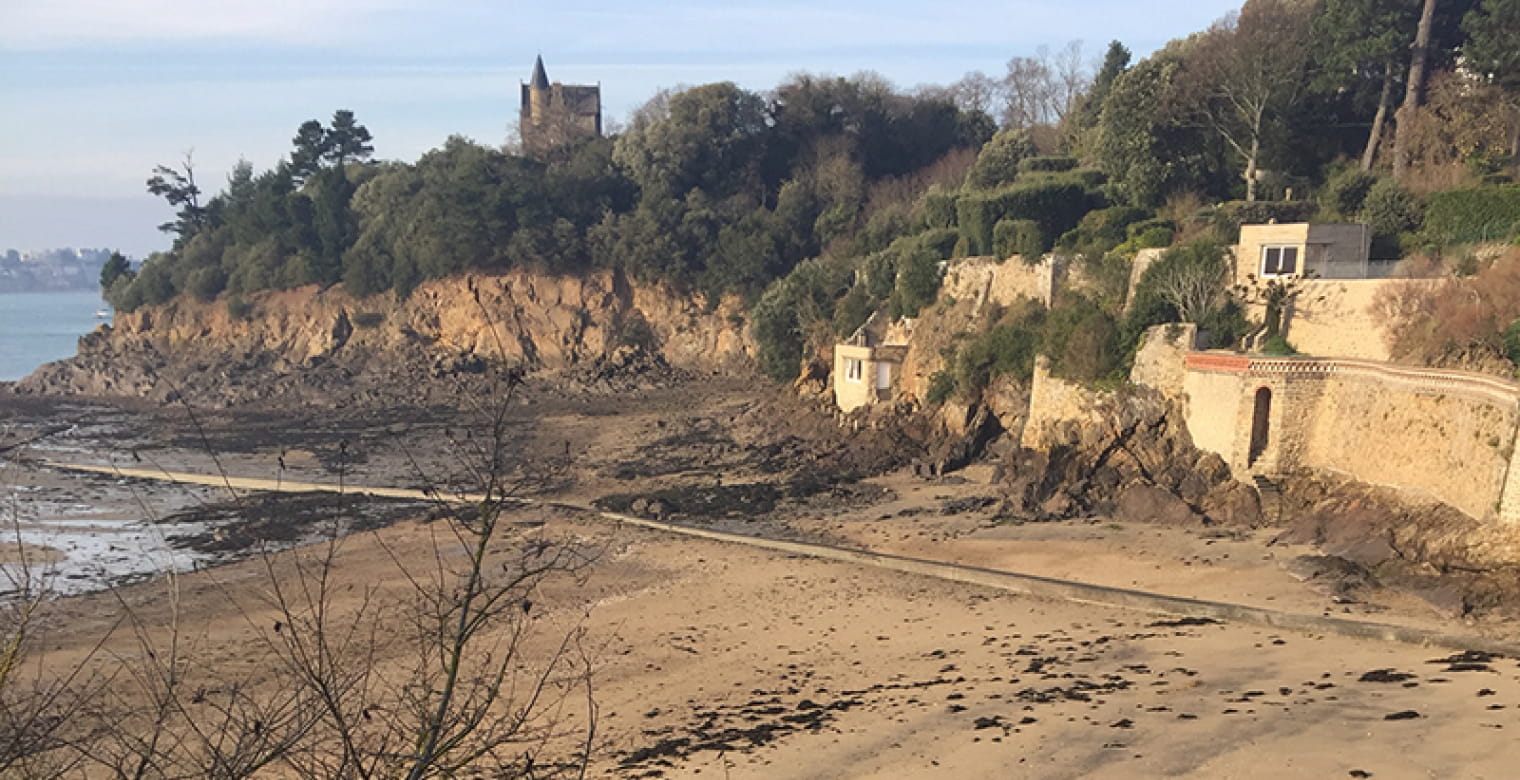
<box><xmin>0</xmin><ymin>283</ymin><xmax>103</xmax><ymax>294</ymax></box>
<box><xmin>0</xmin><ymin>247</ymin><xmax>113</xmax><ymax>294</ymax></box>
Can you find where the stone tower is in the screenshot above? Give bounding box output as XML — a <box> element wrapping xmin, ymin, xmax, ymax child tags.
<box><xmin>519</xmin><ymin>55</ymin><xmax>602</xmax><ymax>156</ymax></box>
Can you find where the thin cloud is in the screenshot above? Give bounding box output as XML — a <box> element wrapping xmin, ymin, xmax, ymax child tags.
<box><xmin>0</xmin><ymin>0</ymin><xmax>403</xmax><ymax>48</ymax></box>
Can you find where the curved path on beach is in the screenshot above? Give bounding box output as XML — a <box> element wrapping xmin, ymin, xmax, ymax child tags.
<box><xmin>43</xmin><ymin>459</ymin><xmax>1520</xmax><ymax>656</ymax></box>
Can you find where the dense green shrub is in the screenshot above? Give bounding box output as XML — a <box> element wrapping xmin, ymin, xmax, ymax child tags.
<box><xmin>858</xmin><ymin>205</ymin><xmax>914</xmax><ymax>255</ymax></box>
<box><xmin>186</xmin><ymin>266</ymin><xmax>228</xmax><ymax>302</ymax></box>
<box><xmin>921</xmin><ymin>187</ymin><xmax>959</xmax><ymax>229</ymax></box>
<box><xmin>1323</xmin><ymin>168</ymin><xmax>1378</xmax><ymax>219</ymax></box>
<box><xmin>1018</xmin><ymin>156</ymin><xmax>1079</xmax><ymax>174</ymax></box>
<box><xmin>1126</xmin><ymin>218</ymin><xmax>1175</xmax><ymax>242</ymax></box>
<box><xmin>965</xmin><ymin>127</ymin><xmax>1035</xmax><ymax>189</ymax></box>
<box><xmin>994</xmin><ymin>219</ymin><xmax>1044</xmax><ymax>261</ymax></box>
<box><xmin>1057</xmin><ymin>206</ymin><xmax>1149</xmax><ymax>256</ymax></box>
<box><xmin>925</xmin><ymin>370</ymin><xmax>957</xmax><ymax>405</ymax></box>
<box><xmin>1504</xmin><ymin>318</ymin><xmax>1520</xmax><ymax>367</ymax></box>
<box><xmin>1135</xmin><ymin>226</ymin><xmax>1174</xmax><ymax>247</ymax></box>
<box><xmin>225</xmin><ymin>295</ymin><xmax>254</xmax><ymax>321</ymax></box>
<box><xmin>952</xmin><ymin>301</ymin><xmax>1046</xmax><ymax>394</ymax></box>
<box><xmin>1043</xmin><ymin>297</ymin><xmax>1121</xmax><ymax>382</ymax></box>
<box><xmin>749</xmin><ymin>258</ymin><xmax>850</xmax><ymax>381</ymax></box>
<box><xmin>918</xmin><ymin>228</ymin><xmax>960</xmax><ymax>260</ymax></box>
<box><xmin>98</xmin><ymin>252</ymin><xmax>134</xmax><ymax>292</ymax></box>
<box><xmin>863</xmin><ymin>251</ymin><xmax>896</xmax><ymax>299</ymax></box>
<box><xmin>891</xmin><ymin>244</ymin><xmax>943</xmax><ymax>318</ymax></box>
<box><xmin>1361</xmin><ymin>178</ymin><xmax>1423</xmax><ymax>258</ymax></box>
<box><xmin>1123</xmin><ymin>239</ymin><xmax>1236</xmax><ymax>349</ymax></box>
<box><xmin>956</xmin><ymin>192</ymin><xmax>1001</xmax><ymax>256</ymax></box>
<box><xmin>832</xmin><ymin>285</ymin><xmax>874</xmax><ymax>337</ymax></box>
<box><xmin>1423</xmin><ymin>185</ymin><xmax>1520</xmax><ymax>245</ymax></box>
<box><xmin>1261</xmin><ymin>334</ymin><xmax>1297</xmax><ymax>355</ymax></box>
<box><xmin>998</xmin><ymin>177</ymin><xmax>1102</xmax><ymax>251</ymax></box>
<box><xmin>1028</xmin><ymin>167</ymin><xmax>1106</xmax><ymax>190</ymax></box>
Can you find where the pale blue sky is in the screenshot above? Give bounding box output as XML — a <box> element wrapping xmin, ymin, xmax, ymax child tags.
<box><xmin>0</xmin><ymin>1</ymin><xmax>1241</xmax><ymax>258</ymax></box>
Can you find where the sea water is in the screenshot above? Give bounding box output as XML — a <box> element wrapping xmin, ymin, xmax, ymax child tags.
<box><xmin>0</xmin><ymin>291</ymin><xmax>109</xmax><ymax>381</ymax></box>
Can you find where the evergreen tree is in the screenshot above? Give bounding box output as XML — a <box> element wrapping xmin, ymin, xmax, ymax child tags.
<box><xmin>290</xmin><ymin>120</ymin><xmax>330</xmax><ymax>182</ymax></box>
<box><xmin>324</xmin><ymin>109</ymin><xmax>375</xmax><ymax>167</ymax></box>
<box><xmin>98</xmin><ymin>251</ymin><xmax>133</xmax><ymax>292</ymax></box>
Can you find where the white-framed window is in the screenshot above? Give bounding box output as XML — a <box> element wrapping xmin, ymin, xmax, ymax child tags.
<box><xmin>845</xmin><ymin>358</ymin><xmax>863</xmax><ymax>382</ymax></box>
<box><xmin>1260</xmin><ymin>245</ymin><xmax>1300</xmax><ymax>277</ymax></box>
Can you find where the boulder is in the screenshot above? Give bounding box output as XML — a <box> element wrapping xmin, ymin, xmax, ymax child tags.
<box><xmin>1114</xmin><ymin>483</ymin><xmax>1204</xmax><ymax>526</ymax></box>
<box><xmin>1201</xmin><ymin>480</ymin><xmax>1264</xmax><ymax>528</ymax></box>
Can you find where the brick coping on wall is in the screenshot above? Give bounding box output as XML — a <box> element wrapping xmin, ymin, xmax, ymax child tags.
<box><xmin>1184</xmin><ymin>352</ymin><xmax>1520</xmax><ymax>409</ymax></box>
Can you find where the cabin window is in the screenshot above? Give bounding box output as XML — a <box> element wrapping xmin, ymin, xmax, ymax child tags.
<box><xmin>845</xmin><ymin>358</ymin><xmax>863</xmax><ymax>382</ymax></box>
<box><xmin>1261</xmin><ymin>245</ymin><xmax>1299</xmax><ymax>277</ymax></box>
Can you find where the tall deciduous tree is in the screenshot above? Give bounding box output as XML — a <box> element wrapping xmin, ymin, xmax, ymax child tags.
<box><xmin>945</xmin><ymin>71</ymin><xmax>1003</xmax><ymax>116</ymax></box>
<box><xmin>1000</xmin><ymin>41</ymin><xmax>1089</xmax><ymax>130</ymax></box>
<box><xmin>1184</xmin><ymin>0</ymin><xmax>1314</xmax><ymax>201</ymax></box>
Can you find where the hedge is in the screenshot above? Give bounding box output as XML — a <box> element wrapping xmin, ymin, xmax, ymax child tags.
<box><xmin>1423</xmin><ymin>185</ymin><xmax>1520</xmax><ymax>245</ymax></box>
<box><xmin>958</xmin><ymin>178</ymin><xmax>1101</xmax><ymax>258</ymax></box>
<box><xmin>956</xmin><ymin>192</ymin><xmax>1001</xmax><ymax>256</ymax></box>
<box><xmin>921</xmin><ymin>186</ymin><xmax>959</xmax><ymax>229</ymax></box>
<box><xmin>1018</xmin><ymin>156</ymin><xmax>1079</xmax><ymax>174</ymax></box>
<box><xmin>1211</xmin><ymin>200</ymin><xmax>1318</xmax><ymax>238</ymax></box>
<box><xmin>918</xmin><ymin>227</ymin><xmax>960</xmax><ymax>260</ymax></box>
<box><xmin>994</xmin><ymin>218</ymin><xmax>1043</xmax><ymax>261</ymax></box>
<box><xmin>1057</xmin><ymin>206</ymin><xmax>1150</xmax><ymax>251</ymax></box>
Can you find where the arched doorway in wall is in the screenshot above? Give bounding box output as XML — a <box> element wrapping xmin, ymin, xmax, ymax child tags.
<box><xmin>1248</xmin><ymin>387</ymin><xmax>1272</xmax><ymax>467</ymax></box>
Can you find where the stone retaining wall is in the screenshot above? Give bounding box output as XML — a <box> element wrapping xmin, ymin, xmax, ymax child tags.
<box><xmin>1181</xmin><ymin>353</ymin><xmax>1520</xmax><ymax>523</ymax></box>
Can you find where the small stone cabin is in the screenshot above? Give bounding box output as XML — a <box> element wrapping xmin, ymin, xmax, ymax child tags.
<box><xmin>833</xmin><ymin>314</ymin><xmax>911</xmax><ymax>413</ymax></box>
<box><xmin>1233</xmin><ymin>222</ymin><xmax>1372</xmax><ymax>285</ymax></box>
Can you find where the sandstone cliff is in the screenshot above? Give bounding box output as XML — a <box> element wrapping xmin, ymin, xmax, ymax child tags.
<box><xmin>16</xmin><ymin>269</ymin><xmax>755</xmax><ymax>406</ymax></box>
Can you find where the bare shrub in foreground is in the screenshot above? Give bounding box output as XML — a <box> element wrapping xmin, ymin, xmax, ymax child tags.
<box><xmin>1</xmin><ymin>367</ymin><xmax>600</xmax><ymax>778</ymax></box>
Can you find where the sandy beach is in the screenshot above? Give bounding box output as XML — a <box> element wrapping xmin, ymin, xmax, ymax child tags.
<box><xmin>5</xmin><ymin>386</ymin><xmax>1520</xmax><ymax>777</ymax></box>
<box><xmin>20</xmin><ymin>504</ymin><xmax>1518</xmax><ymax>779</ymax></box>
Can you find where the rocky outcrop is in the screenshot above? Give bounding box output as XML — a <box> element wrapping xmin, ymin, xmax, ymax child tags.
<box><xmin>1274</xmin><ymin>473</ymin><xmax>1520</xmax><ymax>616</ymax></box>
<box><xmin>997</xmin><ymin>376</ymin><xmax>1520</xmax><ymax>617</ymax></box>
<box><xmin>997</xmin><ymin>386</ymin><xmax>1262</xmax><ymax>527</ymax></box>
<box><xmin>15</xmin><ymin>269</ymin><xmax>754</xmax><ymax>406</ymax></box>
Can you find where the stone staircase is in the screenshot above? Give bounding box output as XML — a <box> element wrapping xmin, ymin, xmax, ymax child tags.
<box><xmin>1252</xmin><ymin>474</ymin><xmax>1283</xmax><ymax>524</ymax></box>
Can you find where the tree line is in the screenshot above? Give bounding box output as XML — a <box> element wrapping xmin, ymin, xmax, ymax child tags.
<box><xmin>107</xmin><ymin>80</ymin><xmax>992</xmax><ymax>312</ymax></box>
<box><xmin>108</xmin><ymin>0</ymin><xmax>1520</xmax><ymax>383</ymax></box>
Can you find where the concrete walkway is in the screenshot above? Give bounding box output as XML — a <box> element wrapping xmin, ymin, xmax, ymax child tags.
<box><xmin>45</xmin><ymin>460</ymin><xmax>1520</xmax><ymax>655</ymax></box>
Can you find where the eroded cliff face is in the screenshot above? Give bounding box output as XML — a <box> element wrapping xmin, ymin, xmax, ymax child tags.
<box><xmin>16</xmin><ymin>269</ymin><xmax>754</xmax><ymax>406</ymax></box>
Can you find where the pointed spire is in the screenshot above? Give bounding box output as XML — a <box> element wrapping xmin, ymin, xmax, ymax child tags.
<box><xmin>530</xmin><ymin>55</ymin><xmax>549</xmax><ymax>90</ymax></box>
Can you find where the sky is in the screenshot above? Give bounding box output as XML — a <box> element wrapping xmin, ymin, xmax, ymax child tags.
<box><xmin>0</xmin><ymin>1</ymin><xmax>1243</xmax><ymax>259</ymax></box>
